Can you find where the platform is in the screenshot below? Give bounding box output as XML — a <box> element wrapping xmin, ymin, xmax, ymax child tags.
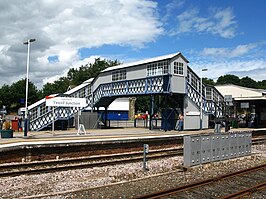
<box><xmin>1</xmin><ymin>127</ymin><xmax>264</xmax><ymax>149</ymax></box>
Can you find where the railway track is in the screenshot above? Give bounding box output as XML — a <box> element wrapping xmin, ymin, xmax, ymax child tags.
<box><xmin>0</xmin><ymin>148</ymin><xmax>183</xmax><ymax>178</ymax></box>
<box><xmin>132</xmin><ymin>164</ymin><xmax>266</xmax><ymax>199</ymax></box>
<box><xmin>2</xmin><ymin>138</ymin><xmax>265</xmax><ymax>199</ymax></box>
<box><xmin>1</xmin><ymin>137</ymin><xmax>265</xmax><ymax>178</ymax></box>
<box><xmin>252</xmin><ymin>137</ymin><xmax>266</xmax><ymax>145</ymax></box>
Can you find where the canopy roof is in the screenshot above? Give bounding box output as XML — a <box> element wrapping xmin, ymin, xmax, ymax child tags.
<box><xmin>215</xmin><ymin>84</ymin><xmax>266</xmax><ymax>101</ymax></box>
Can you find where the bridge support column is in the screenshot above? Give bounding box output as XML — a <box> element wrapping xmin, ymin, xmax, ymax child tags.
<box><xmin>104</xmin><ymin>107</ymin><xmax>107</xmax><ymax>128</ymax></box>
<box><xmin>149</xmin><ymin>95</ymin><xmax>155</xmax><ymax>130</ymax></box>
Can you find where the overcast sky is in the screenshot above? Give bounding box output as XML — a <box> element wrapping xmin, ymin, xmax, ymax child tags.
<box><xmin>0</xmin><ymin>0</ymin><xmax>265</xmax><ymax>89</ymax></box>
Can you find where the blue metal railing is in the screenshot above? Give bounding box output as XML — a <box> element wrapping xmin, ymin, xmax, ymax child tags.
<box><xmin>92</xmin><ymin>75</ymin><xmax>171</xmax><ymax>105</ymax></box>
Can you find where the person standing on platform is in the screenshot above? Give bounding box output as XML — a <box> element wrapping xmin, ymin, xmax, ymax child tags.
<box><xmin>18</xmin><ymin>117</ymin><xmax>22</xmax><ymax>131</ymax></box>
<box><xmin>178</xmin><ymin>113</ymin><xmax>184</xmax><ymax>131</ymax></box>
<box><xmin>2</xmin><ymin>119</ymin><xmax>11</xmax><ymax>130</ymax></box>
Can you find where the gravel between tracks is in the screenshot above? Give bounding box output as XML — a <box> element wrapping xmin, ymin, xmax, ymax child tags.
<box><xmin>0</xmin><ymin>145</ymin><xmax>265</xmax><ymax>199</ymax></box>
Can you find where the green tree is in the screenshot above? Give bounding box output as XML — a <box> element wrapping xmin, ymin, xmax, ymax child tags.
<box><xmin>135</xmin><ymin>96</ymin><xmax>150</xmax><ymax>113</ymax></box>
<box><xmin>203</xmin><ymin>78</ymin><xmax>215</xmax><ymax>86</ymax></box>
<box><xmin>0</xmin><ymin>84</ymin><xmax>12</xmax><ymax>109</ymax></box>
<box><xmin>40</xmin><ymin>77</ymin><xmax>70</xmax><ymax>99</ymax></box>
<box><xmin>216</xmin><ymin>74</ymin><xmax>241</xmax><ymax>85</ymax></box>
<box><xmin>257</xmin><ymin>80</ymin><xmax>266</xmax><ymax>89</ymax></box>
<box><xmin>67</xmin><ymin>58</ymin><xmax>121</xmax><ymax>86</ymax></box>
<box><xmin>240</xmin><ymin>76</ymin><xmax>257</xmax><ymax>88</ymax></box>
<box><xmin>0</xmin><ymin>79</ymin><xmax>38</xmax><ymax>112</ymax></box>
<box><xmin>10</xmin><ymin>79</ymin><xmax>38</xmax><ymax>108</ymax></box>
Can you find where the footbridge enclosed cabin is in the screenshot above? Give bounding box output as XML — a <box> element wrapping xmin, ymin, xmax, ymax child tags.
<box><xmin>28</xmin><ymin>52</ymin><xmax>224</xmax><ymax>131</ymax></box>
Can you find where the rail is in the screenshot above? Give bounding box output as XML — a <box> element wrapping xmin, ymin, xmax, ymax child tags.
<box><xmin>0</xmin><ymin>148</ymin><xmax>183</xmax><ymax>177</ymax></box>
<box><xmin>131</xmin><ymin>164</ymin><xmax>266</xmax><ymax>199</ymax></box>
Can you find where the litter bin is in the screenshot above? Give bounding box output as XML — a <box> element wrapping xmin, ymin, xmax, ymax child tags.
<box><xmin>12</xmin><ymin>119</ymin><xmax>19</xmax><ymax>131</ymax></box>
<box><xmin>1</xmin><ymin>130</ymin><xmax>14</xmax><ymax>138</ymax></box>
<box><xmin>231</xmin><ymin>120</ymin><xmax>238</xmax><ymax>128</ymax></box>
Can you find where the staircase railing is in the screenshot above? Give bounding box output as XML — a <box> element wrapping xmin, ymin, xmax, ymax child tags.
<box><xmin>187</xmin><ymin>67</ymin><xmax>224</xmax><ymax>117</ymax></box>
<box><xmin>28</xmin><ymin>82</ymin><xmax>92</xmax><ymax>131</ymax></box>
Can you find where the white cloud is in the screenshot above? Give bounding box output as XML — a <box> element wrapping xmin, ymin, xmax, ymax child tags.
<box><xmin>0</xmin><ymin>45</ymin><xmax>13</xmax><ymax>68</ymax></box>
<box><xmin>191</xmin><ymin>59</ymin><xmax>266</xmax><ymax>81</ymax></box>
<box><xmin>0</xmin><ymin>0</ymin><xmax>163</xmax><ymax>88</ymax></box>
<box><xmin>163</xmin><ymin>0</ymin><xmax>185</xmax><ymax>22</ymax></box>
<box><xmin>211</xmin><ymin>7</ymin><xmax>237</xmax><ymax>38</ymax></box>
<box><xmin>189</xmin><ymin>42</ymin><xmax>266</xmax><ymax>81</ymax></box>
<box><xmin>201</xmin><ymin>43</ymin><xmax>258</xmax><ymax>58</ymax></box>
<box><xmin>43</xmin><ymin>55</ymin><xmax>101</xmax><ymax>85</ymax></box>
<box><xmin>174</xmin><ymin>7</ymin><xmax>237</xmax><ymax>38</ymax></box>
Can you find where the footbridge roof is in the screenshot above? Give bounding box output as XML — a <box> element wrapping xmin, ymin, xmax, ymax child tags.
<box><xmin>101</xmin><ymin>52</ymin><xmax>189</xmax><ymax>73</ymax></box>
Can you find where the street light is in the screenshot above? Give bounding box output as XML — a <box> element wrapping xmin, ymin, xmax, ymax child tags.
<box><xmin>200</xmin><ymin>68</ymin><xmax>208</xmax><ymax>130</ymax></box>
<box><xmin>23</xmin><ymin>38</ymin><xmax>36</xmax><ymax>137</ymax></box>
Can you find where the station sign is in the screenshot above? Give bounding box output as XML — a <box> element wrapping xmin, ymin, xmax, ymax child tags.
<box><xmin>224</xmin><ymin>95</ymin><xmax>234</xmax><ymax>106</ymax></box>
<box><xmin>46</xmin><ymin>96</ymin><xmax>87</xmax><ymax>107</ymax></box>
<box><xmin>224</xmin><ymin>95</ymin><xmax>233</xmax><ymax>102</ymax></box>
<box><xmin>186</xmin><ymin>111</ymin><xmax>200</xmax><ymax>116</ymax></box>
<box><xmin>240</xmin><ymin>102</ymin><xmax>249</xmax><ymax>109</ymax></box>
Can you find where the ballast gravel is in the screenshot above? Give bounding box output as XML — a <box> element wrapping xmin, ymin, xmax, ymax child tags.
<box><xmin>0</xmin><ymin>144</ymin><xmax>265</xmax><ymax>199</ymax></box>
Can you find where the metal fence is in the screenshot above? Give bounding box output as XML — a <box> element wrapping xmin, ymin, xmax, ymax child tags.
<box><xmin>108</xmin><ymin>119</ymin><xmax>162</xmax><ymax>129</ymax></box>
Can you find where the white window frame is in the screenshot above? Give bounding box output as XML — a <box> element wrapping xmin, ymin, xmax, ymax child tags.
<box><xmin>173</xmin><ymin>62</ymin><xmax>184</xmax><ymax>75</ymax></box>
<box><xmin>146</xmin><ymin>61</ymin><xmax>169</xmax><ymax>77</ymax></box>
<box><xmin>112</xmin><ymin>69</ymin><xmax>126</xmax><ymax>81</ymax></box>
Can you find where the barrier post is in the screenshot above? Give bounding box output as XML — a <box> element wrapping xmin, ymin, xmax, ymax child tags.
<box><xmin>143</xmin><ymin>144</ymin><xmax>149</xmax><ymax>171</ymax></box>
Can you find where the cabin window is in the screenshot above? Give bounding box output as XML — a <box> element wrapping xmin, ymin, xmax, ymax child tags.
<box><xmin>191</xmin><ymin>74</ymin><xmax>198</xmax><ymax>90</ymax></box>
<box><xmin>147</xmin><ymin>61</ymin><xmax>169</xmax><ymax>76</ymax></box>
<box><xmin>112</xmin><ymin>69</ymin><xmax>126</xmax><ymax>81</ymax></box>
<box><xmin>173</xmin><ymin>62</ymin><xmax>184</xmax><ymax>75</ymax></box>
<box><xmin>206</xmin><ymin>87</ymin><xmax>212</xmax><ymax>100</ymax></box>
<box><xmin>187</xmin><ymin>70</ymin><xmax>191</xmax><ymax>84</ymax></box>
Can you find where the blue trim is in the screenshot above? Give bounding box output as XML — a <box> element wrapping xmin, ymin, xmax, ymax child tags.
<box><xmin>145</xmin><ymin>78</ymin><xmax>148</xmax><ymax>93</ymax></box>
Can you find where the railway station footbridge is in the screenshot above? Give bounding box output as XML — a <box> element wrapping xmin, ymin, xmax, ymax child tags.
<box><xmin>28</xmin><ymin>52</ymin><xmax>225</xmax><ymax>131</ymax></box>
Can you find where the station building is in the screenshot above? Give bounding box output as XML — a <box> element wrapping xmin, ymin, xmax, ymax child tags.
<box><xmin>216</xmin><ymin>84</ymin><xmax>266</xmax><ymax>128</ymax></box>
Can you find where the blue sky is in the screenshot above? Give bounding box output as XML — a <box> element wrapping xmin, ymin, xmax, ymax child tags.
<box><xmin>0</xmin><ymin>0</ymin><xmax>265</xmax><ymax>88</ymax></box>
<box><xmin>79</xmin><ymin>0</ymin><xmax>266</xmax><ymax>82</ymax></box>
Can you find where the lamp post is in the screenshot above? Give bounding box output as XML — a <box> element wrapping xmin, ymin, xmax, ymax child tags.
<box><xmin>200</xmin><ymin>68</ymin><xmax>208</xmax><ymax>130</ymax></box>
<box><xmin>23</xmin><ymin>38</ymin><xmax>36</xmax><ymax>137</ymax></box>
